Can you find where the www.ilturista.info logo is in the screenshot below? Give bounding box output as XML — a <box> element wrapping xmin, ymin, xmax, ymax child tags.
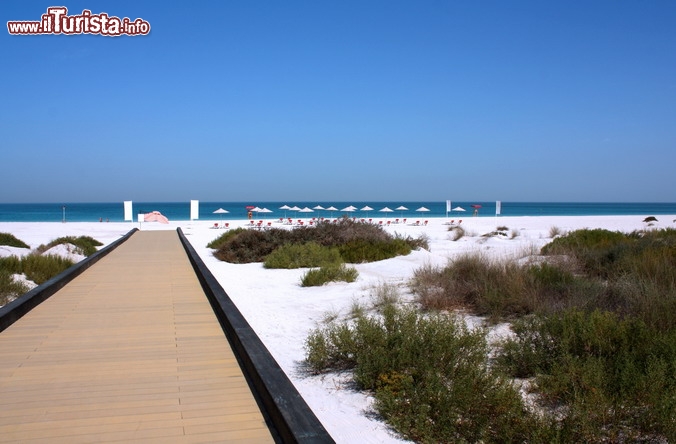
<box><xmin>7</xmin><ymin>7</ymin><xmax>150</xmax><ymax>36</ymax></box>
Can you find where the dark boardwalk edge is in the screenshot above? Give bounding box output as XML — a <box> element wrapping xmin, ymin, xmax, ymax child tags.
<box><xmin>0</xmin><ymin>228</ymin><xmax>139</xmax><ymax>333</ymax></box>
<box><xmin>177</xmin><ymin>228</ymin><xmax>335</xmax><ymax>444</ymax></box>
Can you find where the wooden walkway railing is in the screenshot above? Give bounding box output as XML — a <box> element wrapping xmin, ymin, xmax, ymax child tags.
<box><xmin>0</xmin><ymin>229</ymin><xmax>332</xmax><ymax>443</ymax></box>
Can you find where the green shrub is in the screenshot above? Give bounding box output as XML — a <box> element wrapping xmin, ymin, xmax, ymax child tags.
<box><xmin>213</xmin><ymin>218</ymin><xmax>422</xmax><ymax>264</ymax></box>
<box><xmin>213</xmin><ymin>228</ymin><xmax>294</xmax><ymax>263</ymax></box>
<box><xmin>498</xmin><ymin>309</ymin><xmax>676</xmax><ymax>442</ymax></box>
<box><xmin>0</xmin><ymin>269</ymin><xmax>29</xmax><ymax>306</ymax></box>
<box><xmin>410</xmin><ymin>254</ymin><xmax>537</xmax><ymax>320</ymax></box>
<box><xmin>542</xmin><ymin>228</ymin><xmax>629</xmax><ymax>254</ymax></box>
<box><xmin>309</xmin><ymin>217</ymin><xmax>392</xmax><ymax>246</ymax></box>
<box><xmin>20</xmin><ymin>254</ymin><xmax>74</xmax><ymax>285</ymax></box>
<box><xmin>306</xmin><ymin>306</ymin><xmax>548</xmax><ymax>442</ymax></box>
<box><xmin>207</xmin><ymin>227</ymin><xmax>247</xmax><ymax>249</ymax></box>
<box><xmin>0</xmin><ymin>232</ymin><xmax>30</xmax><ymax>249</ymax></box>
<box><xmin>37</xmin><ymin>236</ymin><xmax>103</xmax><ymax>256</ymax></box>
<box><xmin>538</xmin><ymin>228</ymin><xmax>676</xmax><ymax>329</ymax></box>
<box><xmin>338</xmin><ymin>238</ymin><xmax>411</xmax><ymax>263</ymax></box>
<box><xmin>264</xmin><ymin>242</ymin><xmax>342</xmax><ymax>269</ymax></box>
<box><xmin>541</xmin><ymin>229</ymin><xmax>631</xmax><ymax>277</ymax></box>
<box><xmin>370</xmin><ymin>282</ymin><xmax>401</xmax><ymax>311</ymax></box>
<box><xmin>301</xmin><ymin>264</ymin><xmax>358</xmax><ymax>287</ymax></box>
<box><xmin>0</xmin><ymin>255</ymin><xmax>23</xmax><ymax>274</ymax></box>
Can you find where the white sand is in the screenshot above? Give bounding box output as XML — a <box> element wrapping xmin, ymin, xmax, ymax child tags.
<box><xmin>2</xmin><ymin>214</ymin><xmax>674</xmax><ymax>443</ymax></box>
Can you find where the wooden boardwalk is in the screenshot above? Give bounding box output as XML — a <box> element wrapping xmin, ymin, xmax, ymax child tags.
<box><xmin>0</xmin><ymin>230</ymin><xmax>275</xmax><ymax>443</ymax></box>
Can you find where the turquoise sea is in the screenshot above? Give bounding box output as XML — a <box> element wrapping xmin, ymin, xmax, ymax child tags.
<box><xmin>0</xmin><ymin>202</ymin><xmax>675</xmax><ymax>223</ymax></box>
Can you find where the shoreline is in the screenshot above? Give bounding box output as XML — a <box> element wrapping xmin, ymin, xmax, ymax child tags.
<box><xmin>2</xmin><ymin>201</ymin><xmax>676</xmax><ymax>224</ymax></box>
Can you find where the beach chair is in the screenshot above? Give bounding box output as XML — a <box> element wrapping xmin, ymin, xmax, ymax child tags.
<box><xmin>213</xmin><ymin>223</ymin><xmax>219</xmax><ymax>229</ymax></box>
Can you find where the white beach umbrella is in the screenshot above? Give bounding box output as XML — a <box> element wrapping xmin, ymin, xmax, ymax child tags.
<box><xmin>279</xmin><ymin>205</ymin><xmax>291</xmax><ymax>218</ymax></box>
<box><xmin>313</xmin><ymin>205</ymin><xmax>325</xmax><ymax>211</ymax></box>
<box><xmin>416</xmin><ymin>207</ymin><xmax>430</xmax><ymax>219</ymax></box>
<box><xmin>299</xmin><ymin>207</ymin><xmax>314</xmax><ymax>218</ymax></box>
<box><xmin>325</xmin><ymin>206</ymin><xmax>338</xmax><ymax>218</ymax></box>
<box><xmin>288</xmin><ymin>206</ymin><xmax>302</xmax><ymax>220</ymax></box>
<box><xmin>379</xmin><ymin>207</ymin><xmax>394</xmax><ymax>219</ymax></box>
<box><xmin>213</xmin><ymin>208</ymin><xmax>229</xmax><ymax>222</ymax></box>
<box><xmin>259</xmin><ymin>208</ymin><xmax>273</xmax><ymax>218</ymax></box>
<box><xmin>452</xmin><ymin>206</ymin><xmax>466</xmax><ymax>212</ymax></box>
<box><xmin>250</xmin><ymin>207</ymin><xmax>263</xmax><ymax>217</ymax></box>
<box><xmin>341</xmin><ymin>206</ymin><xmax>357</xmax><ymax>218</ymax></box>
<box><xmin>361</xmin><ymin>206</ymin><xmax>374</xmax><ymax>219</ymax></box>
<box><xmin>396</xmin><ymin>205</ymin><xmax>408</xmax><ymax>218</ymax></box>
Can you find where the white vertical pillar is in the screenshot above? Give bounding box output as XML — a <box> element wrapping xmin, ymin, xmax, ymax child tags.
<box><xmin>124</xmin><ymin>201</ymin><xmax>133</xmax><ymax>222</ymax></box>
<box><xmin>190</xmin><ymin>200</ymin><xmax>199</xmax><ymax>221</ymax></box>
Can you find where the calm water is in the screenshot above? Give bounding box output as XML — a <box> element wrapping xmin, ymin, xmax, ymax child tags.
<box><xmin>1</xmin><ymin>202</ymin><xmax>675</xmax><ymax>223</ymax></box>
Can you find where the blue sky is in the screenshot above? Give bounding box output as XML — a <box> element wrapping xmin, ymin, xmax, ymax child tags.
<box><xmin>1</xmin><ymin>1</ymin><xmax>675</xmax><ymax>203</ymax></box>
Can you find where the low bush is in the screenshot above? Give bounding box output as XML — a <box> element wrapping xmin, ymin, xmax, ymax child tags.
<box><xmin>207</xmin><ymin>227</ymin><xmax>247</xmax><ymax>249</ymax></box>
<box><xmin>301</xmin><ymin>264</ymin><xmax>358</xmax><ymax>287</ymax></box>
<box><xmin>0</xmin><ymin>269</ymin><xmax>29</xmax><ymax>307</ymax></box>
<box><xmin>549</xmin><ymin>226</ymin><xmax>563</xmax><ymax>238</ymax></box>
<box><xmin>36</xmin><ymin>236</ymin><xmax>103</xmax><ymax>256</ymax></box>
<box><xmin>20</xmin><ymin>254</ymin><xmax>74</xmax><ymax>285</ymax></box>
<box><xmin>412</xmin><ymin>229</ymin><xmax>676</xmax><ymax>326</ymax></box>
<box><xmin>264</xmin><ymin>242</ymin><xmax>342</xmax><ymax>269</ymax></box>
<box><xmin>370</xmin><ymin>282</ymin><xmax>401</xmax><ymax>310</ymax></box>
<box><xmin>498</xmin><ymin>310</ymin><xmax>676</xmax><ymax>442</ymax></box>
<box><xmin>0</xmin><ymin>232</ymin><xmax>30</xmax><ymax>249</ymax></box>
<box><xmin>0</xmin><ymin>252</ymin><xmax>77</xmax><ymax>298</ymax></box>
<box><xmin>541</xmin><ymin>229</ymin><xmax>630</xmax><ymax>277</ymax></box>
<box><xmin>448</xmin><ymin>225</ymin><xmax>465</xmax><ymax>241</ymax></box>
<box><xmin>213</xmin><ymin>218</ymin><xmax>424</xmax><ymax>264</ymax></box>
<box><xmin>213</xmin><ymin>228</ymin><xmax>294</xmax><ymax>263</ymax></box>
<box><xmin>0</xmin><ymin>255</ymin><xmax>23</xmax><ymax>274</ymax></box>
<box><xmin>338</xmin><ymin>238</ymin><xmax>411</xmax><ymax>263</ymax></box>
<box><xmin>410</xmin><ymin>254</ymin><xmax>538</xmax><ymax>320</ymax></box>
<box><xmin>305</xmin><ymin>305</ymin><xmax>549</xmax><ymax>442</ymax></box>
<box><xmin>539</xmin><ymin>228</ymin><xmax>676</xmax><ymax>329</ymax></box>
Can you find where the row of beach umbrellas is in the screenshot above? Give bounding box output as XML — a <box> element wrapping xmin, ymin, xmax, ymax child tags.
<box><xmin>213</xmin><ymin>205</ymin><xmax>474</xmax><ymax>219</ymax></box>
